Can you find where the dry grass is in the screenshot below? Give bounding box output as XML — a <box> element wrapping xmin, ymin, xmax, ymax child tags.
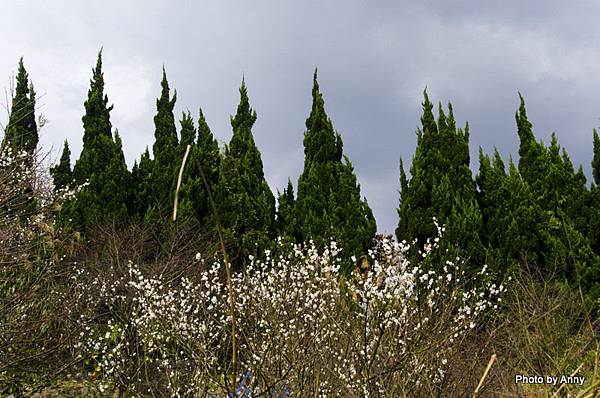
<box><xmin>451</xmin><ymin>265</ymin><xmax>599</xmax><ymax>398</ymax></box>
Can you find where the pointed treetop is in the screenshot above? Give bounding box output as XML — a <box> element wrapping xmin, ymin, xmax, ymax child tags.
<box><xmin>197</xmin><ymin>107</ymin><xmax>215</xmax><ymax>146</ymax></box>
<box><xmin>16</xmin><ymin>57</ymin><xmax>28</xmax><ymax>87</ymax></box>
<box><xmin>420</xmin><ymin>88</ymin><xmax>437</xmax><ymax>135</ymax></box>
<box><xmin>231</xmin><ymin>79</ymin><xmax>257</xmax><ymax>133</ymax></box>
<box><xmin>4</xmin><ymin>57</ymin><xmax>38</xmax><ymax>156</ymax></box>
<box><xmin>59</xmin><ymin>139</ymin><xmax>71</xmax><ymax>164</ymax></box>
<box><xmin>399</xmin><ymin>156</ymin><xmax>408</xmax><ymax>194</ymax></box>
<box><xmin>446</xmin><ymin>102</ymin><xmax>456</xmax><ymax>132</ymax></box>
<box><xmin>12</xmin><ymin>57</ymin><xmax>30</xmax><ymax>117</ymax></box>
<box><xmin>478</xmin><ymin>146</ymin><xmax>488</xmax><ymax>163</ymax></box>
<box><xmin>283</xmin><ymin>178</ymin><xmax>295</xmax><ymax>201</ymax></box>
<box><xmin>303</xmin><ymin>72</ymin><xmax>341</xmax><ymax>163</ymax></box>
<box><xmin>179</xmin><ymin>110</ymin><xmax>196</xmax><ymax>147</ymax></box>
<box><xmin>437</xmin><ymin>102</ymin><xmax>447</xmax><ymax>132</ymax></box>
<box><xmin>593</xmin><ymin>129</ymin><xmax>600</xmax><ymax>185</ymax></box>
<box><xmin>50</xmin><ymin>139</ymin><xmax>73</xmax><ymax>191</ymax></box>
<box><xmin>158</xmin><ymin>67</ymin><xmax>177</xmax><ymax>109</ymax></box>
<box><xmin>82</xmin><ymin>50</ymin><xmax>113</xmax><ymax>144</ymax></box>
<box><xmin>307</xmin><ymin>68</ymin><xmax>329</xmax><ymax>130</ymax></box>
<box><xmin>96</xmin><ymin>49</ymin><xmax>103</xmax><ymax>68</ymax></box>
<box><xmin>152</xmin><ymin>66</ymin><xmax>178</xmax><ymax>165</ymax></box>
<box><xmin>492</xmin><ymin>147</ymin><xmax>505</xmax><ymax>172</ymax></box>
<box><xmin>89</xmin><ymin>50</ymin><xmax>107</xmax><ymax>98</ymax></box>
<box><xmin>516</xmin><ymin>92</ymin><xmax>533</xmax><ymax>139</ymax></box>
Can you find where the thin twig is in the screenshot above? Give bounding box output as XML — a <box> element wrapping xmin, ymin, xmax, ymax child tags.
<box><xmin>172</xmin><ymin>144</ymin><xmax>191</xmax><ymax>221</ymax></box>
<box><xmin>473</xmin><ymin>353</ymin><xmax>496</xmax><ymax>397</ymax></box>
<box><xmin>196</xmin><ymin>155</ymin><xmax>238</xmax><ymax>393</ymax></box>
<box><xmin>551</xmin><ymin>362</ymin><xmax>584</xmax><ymax>398</ymax></box>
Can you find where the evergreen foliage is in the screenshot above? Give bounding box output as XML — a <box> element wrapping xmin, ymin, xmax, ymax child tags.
<box><xmin>397</xmin><ymin>91</ymin><xmax>484</xmax><ymax>271</ymax></box>
<box><xmin>68</xmin><ymin>51</ymin><xmax>130</xmax><ymax>232</ymax></box>
<box><xmin>50</xmin><ymin>140</ymin><xmax>73</xmax><ymax>191</ymax></box>
<box><xmin>176</xmin><ymin>109</ymin><xmax>221</xmax><ymax>226</ymax></box>
<box><xmin>516</xmin><ymin>94</ymin><xmax>547</xmax><ymax>186</ymax></box>
<box><xmin>1</xmin><ymin>58</ymin><xmax>39</xmax><ymax>218</ymax></box>
<box><xmin>2</xmin><ymin>58</ymin><xmax>38</xmax><ymax>158</ymax></box>
<box><xmin>292</xmin><ymin>71</ymin><xmax>376</xmax><ymax>272</ymax></box>
<box><xmin>476</xmin><ymin>96</ymin><xmax>600</xmax><ymax>297</ymax></box>
<box><xmin>173</xmin><ymin>111</ymin><xmax>197</xmax><ymax>223</ymax></box>
<box><xmin>20</xmin><ymin>53</ymin><xmax>598</xmax><ymax>299</ymax></box>
<box><xmin>276</xmin><ymin>179</ymin><xmax>300</xmax><ymax>242</ymax></box>
<box><xmin>216</xmin><ymin>81</ymin><xmax>276</xmax><ymax>265</ymax></box>
<box><xmin>149</xmin><ymin>68</ymin><xmax>179</xmax><ymax>219</ymax></box>
<box><xmin>131</xmin><ymin>147</ymin><xmax>153</xmax><ymax>220</ymax></box>
<box><xmin>593</xmin><ymin>129</ymin><xmax>600</xmax><ymax>186</ymax></box>
<box><xmin>588</xmin><ymin>130</ymin><xmax>600</xmax><ymax>256</ymax></box>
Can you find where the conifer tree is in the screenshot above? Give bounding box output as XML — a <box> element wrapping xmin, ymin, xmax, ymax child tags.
<box><xmin>50</xmin><ymin>140</ymin><xmax>73</xmax><ymax>191</ymax></box>
<box><xmin>69</xmin><ymin>51</ymin><xmax>130</xmax><ymax>232</ymax></box>
<box><xmin>178</xmin><ymin>109</ymin><xmax>221</xmax><ymax>225</ymax></box>
<box><xmin>1</xmin><ymin>58</ymin><xmax>39</xmax><ymax>218</ymax></box>
<box><xmin>3</xmin><ymin>58</ymin><xmax>38</xmax><ymax>158</ymax></box>
<box><xmin>216</xmin><ymin>81</ymin><xmax>276</xmax><ymax>265</ymax></box>
<box><xmin>276</xmin><ymin>179</ymin><xmax>300</xmax><ymax>242</ymax></box>
<box><xmin>588</xmin><ymin>130</ymin><xmax>600</xmax><ymax>255</ymax></box>
<box><xmin>195</xmin><ymin>109</ymin><xmax>221</xmax><ymax>202</ymax></box>
<box><xmin>477</xmin><ymin>96</ymin><xmax>599</xmax><ymax>295</ymax></box>
<box><xmin>294</xmin><ymin>71</ymin><xmax>376</xmax><ymax>271</ymax></box>
<box><xmin>131</xmin><ymin>147</ymin><xmax>153</xmax><ymax>220</ymax></box>
<box><xmin>174</xmin><ymin>112</ymin><xmax>197</xmax><ymax>223</ymax></box>
<box><xmin>149</xmin><ymin>68</ymin><xmax>179</xmax><ymax>219</ymax></box>
<box><xmin>516</xmin><ymin>94</ymin><xmax>547</xmax><ymax>186</ymax></box>
<box><xmin>495</xmin><ymin>158</ymin><xmax>545</xmax><ymax>265</ymax></box>
<box><xmin>397</xmin><ymin>91</ymin><xmax>484</xmax><ymax>271</ymax></box>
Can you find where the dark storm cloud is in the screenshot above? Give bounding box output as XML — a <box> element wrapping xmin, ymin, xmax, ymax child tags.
<box><xmin>2</xmin><ymin>0</ymin><xmax>600</xmax><ymax>234</ymax></box>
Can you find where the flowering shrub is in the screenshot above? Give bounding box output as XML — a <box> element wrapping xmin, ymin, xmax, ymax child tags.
<box><xmin>68</xmin><ymin>219</ymin><xmax>502</xmax><ymax>397</ymax></box>
<box><xmin>0</xmin><ymin>142</ymin><xmax>76</xmax><ymax>392</ymax></box>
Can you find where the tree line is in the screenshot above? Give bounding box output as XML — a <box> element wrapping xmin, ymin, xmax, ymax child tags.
<box><xmin>2</xmin><ymin>52</ymin><xmax>599</xmax><ymax>299</ymax></box>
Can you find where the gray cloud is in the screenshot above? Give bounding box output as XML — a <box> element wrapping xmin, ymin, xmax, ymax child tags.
<box><xmin>2</xmin><ymin>0</ymin><xmax>599</xmax><ymax>234</ymax></box>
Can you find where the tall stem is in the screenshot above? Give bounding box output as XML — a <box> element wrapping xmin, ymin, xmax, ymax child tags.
<box><xmin>196</xmin><ymin>155</ymin><xmax>238</xmax><ymax>391</ymax></box>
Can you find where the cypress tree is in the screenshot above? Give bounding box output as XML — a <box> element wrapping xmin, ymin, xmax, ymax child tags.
<box><xmin>294</xmin><ymin>70</ymin><xmax>376</xmax><ymax>271</ymax></box>
<box><xmin>69</xmin><ymin>51</ymin><xmax>130</xmax><ymax>232</ymax></box>
<box><xmin>516</xmin><ymin>94</ymin><xmax>547</xmax><ymax>185</ymax></box>
<box><xmin>276</xmin><ymin>179</ymin><xmax>300</xmax><ymax>242</ymax></box>
<box><xmin>588</xmin><ymin>130</ymin><xmax>600</xmax><ymax>255</ymax></box>
<box><xmin>3</xmin><ymin>58</ymin><xmax>38</xmax><ymax>158</ymax></box>
<box><xmin>495</xmin><ymin>158</ymin><xmax>545</xmax><ymax>266</ymax></box>
<box><xmin>149</xmin><ymin>67</ymin><xmax>179</xmax><ymax>219</ymax></box>
<box><xmin>397</xmin><ymin>91</ymin><xmax>484</xmax><ymax>271</ymax></box>
<box><xmin>195</xmin><ymin>109</ymin><xmax>221</xmax><ymax>203</ymax></box>
<box><xmin>50</xmin><ymin>140</ymin><xmax>73</xmax><ymax>191</ymax></box>
<box><xmin>178</xmin><ymin>109</ymin><xmax>221</xmax><ymax>225</ymax></box>
<box><xmin>477</xmin><ymin>96</ymin><xmax>599</xmax><ymax>296</ymax></box>
<box><xmin>396</xmin><ymin>92</ymin><xmax>440</xmax><ymax>244</ymax></box>
<box><xmin>586</xmin><ymin>131</ymin><xmax>600</xmax><ymax>295</ymax></box>
<box><xmin>131</xmin><ymin>147</ymin><xmax>153</xmax><ymax>220</ymax></box>
<box><xmin>476</xmin><ymin>148</ymin><xmax>509</xmax><ymax>259</ymax></box>
<box><xmin>1</xmin><ymin>58</ymin><xmax>38</xmax><ymax>219</ymax></box>
<box><xmin>216</xmin><ymin>81</ymin><xmax>276</xmax><ymax>265</ymax></box>
<box><xmin>174</xmin><ymin>111</ymin><xmax>197</xmax><ymax>223</ymax></box>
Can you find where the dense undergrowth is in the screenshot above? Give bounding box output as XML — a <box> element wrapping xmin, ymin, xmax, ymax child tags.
<box><xmin>0</xmin><ymin>146</ymin><xmax>598</xmax><ymax>397</ymax></box>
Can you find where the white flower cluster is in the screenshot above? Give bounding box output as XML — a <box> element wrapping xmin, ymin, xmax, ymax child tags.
<box><xmin>68</xmin><ymin>224</ymin><xmax>502</xmax><ymax>396</ymax></box>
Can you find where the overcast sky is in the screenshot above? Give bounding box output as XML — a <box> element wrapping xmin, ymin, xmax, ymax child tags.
<box><xmin>2</xmin><ymin>1</ymin><xmax>600</xmax><ymax>234</ymax></box>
